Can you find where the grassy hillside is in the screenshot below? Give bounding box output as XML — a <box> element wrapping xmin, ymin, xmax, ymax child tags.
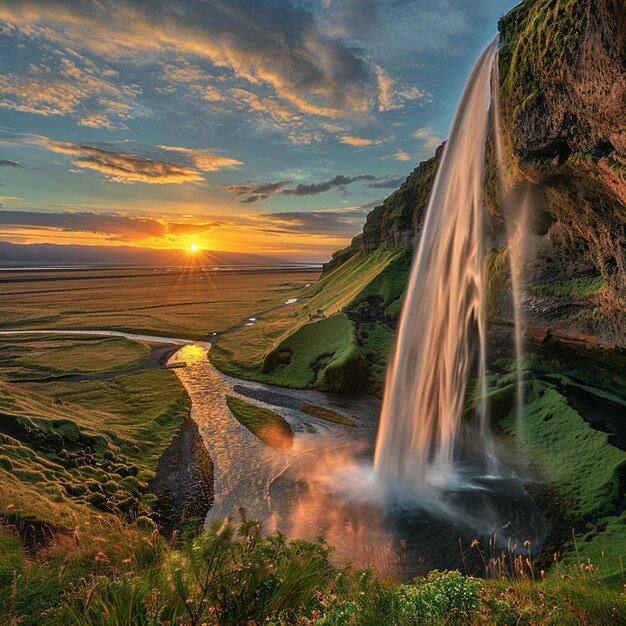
<box><xmin>0</xmin><ymin>334</ymin><xmax>150</xmax><ymax>381</ymax></box>
<box><xmin>487</xmin><ymin>354</ymin><xmax>626</xmax><ymax>584</ymax></box>
<box><xmin>0</xmin><ymin>370</ymin><xmax>190</xmax><ymax>527</ymax></box>
<box><xmin>210</xmin><ymin>248</ymin><xmax>409</xmax><ymax>393</ymax></box>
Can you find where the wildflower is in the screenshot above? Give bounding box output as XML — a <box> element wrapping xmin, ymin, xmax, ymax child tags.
<box><xmin>523</xmin><ymin>540</ymin><xmax>531</xmax><ymax>547</ymax></box>
<box><xmin>316</xmin><ymin>592</ymin><xmax>324</xmax><ymax>602</ymax></box>
<box><xmin>470</xmin><ymin>539</ymin><xmax>479</xmax><ymax>548</ymax></box>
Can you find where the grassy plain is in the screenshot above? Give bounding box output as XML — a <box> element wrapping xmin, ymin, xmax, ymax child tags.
<box><xmin>0</xmin><ymin>334</ymin><xmax>150</xmax><ymax>381</ymax></box>
<box><xmin>0</xmin><ymin>267</ymin><xmax>319</xmax><ymax>339</ymax></box>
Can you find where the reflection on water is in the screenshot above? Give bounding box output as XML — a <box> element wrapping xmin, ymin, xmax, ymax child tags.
<box><xmin>171</xmin><ymin>343</ymin><xmax>546</xmax><ymax>577</ymax></box>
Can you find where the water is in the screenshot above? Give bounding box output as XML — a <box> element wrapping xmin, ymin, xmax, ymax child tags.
<box><xmin>375</xmin><ymin>38</ymin><xmax>499</xmax><ymax>494</ymax></box>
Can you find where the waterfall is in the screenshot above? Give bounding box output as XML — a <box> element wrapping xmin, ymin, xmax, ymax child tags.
<box><xmin>374</xmin><ymin>38</ymin><xmax>500</xmax><ymax>493</ymax></box>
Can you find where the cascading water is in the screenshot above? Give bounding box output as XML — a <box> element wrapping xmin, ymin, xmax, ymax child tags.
<box><xmin>374</xmin><ymin>37</ymin><xmax>500</xmax><ymax>493</ymax></box>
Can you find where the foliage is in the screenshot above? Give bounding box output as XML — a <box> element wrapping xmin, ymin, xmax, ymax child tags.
<box><xmin>226</xmin><ymin>395</ymin><xmax>294</xmax><ymax>451</ymax></box>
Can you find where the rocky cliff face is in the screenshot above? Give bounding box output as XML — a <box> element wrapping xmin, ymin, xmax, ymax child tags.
<box><xmin>326</xmin><ymin>0</ymin><xmax>626</xmax><ymax>348</ymax></box>
<box><xmin>324</xmin><ymin>145</ymin><xmax>442</xmax><ymax>272</ymax></box>
<box><xmin>497</xmin><ymin>0</ymin><xmax>626</xmax><ymax>345</ymax></box>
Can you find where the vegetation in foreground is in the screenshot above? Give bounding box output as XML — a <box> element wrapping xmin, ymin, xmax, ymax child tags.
<box><xmin>2</xmin><ymin>514</ymin><xmax>625</xmax><ymax>625</ymax></box>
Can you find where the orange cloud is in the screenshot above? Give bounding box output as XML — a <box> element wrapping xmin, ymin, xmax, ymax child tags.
<box><xmin>340</xmin><ymin>135</ymin><xmax>383</xmax><ymax>147</ymax></box>
<box><xmin>3</xmin><ymin>133</ymin><xmax>242</xmax><ymax>183</ymax></box>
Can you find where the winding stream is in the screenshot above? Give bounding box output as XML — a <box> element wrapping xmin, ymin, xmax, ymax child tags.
<box><xmin>0</xmin><ymin>326</ymin><xmax>549</xmax><ymax>576</ymax></box>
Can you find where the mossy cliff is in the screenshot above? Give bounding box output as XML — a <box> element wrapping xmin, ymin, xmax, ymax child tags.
<box><xmin>495</xmin><ymin>0</ymin><xmax>626</xmax><ymax>344</ymax></box>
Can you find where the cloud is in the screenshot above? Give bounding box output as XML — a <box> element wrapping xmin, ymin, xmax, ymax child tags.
<box><xmin>248</xmin><ymin>207</ymin><xmax>368</xmax><ymax>237</ymax></box>
<box><xmin>0</xmin><ymin>0</ymin><xmax>376</xmax><ymax>119</ymax></box>
<box><xmin>166</xmin><ymin>222</ymin><xmax>219</xmax><ymax>236</ymax></box>
<box><xmin>157</xmin><ymin>146</ymin><xmax>243</xmax><ymax>172</ymax></box>
<box><xmin>413</xmin><ymin>127</ymin><xmax>441</xmax><ymax>151</ymax></box>
<box><xmin>394</xmin><ymin>150</ymin><xmax>412</xmax><ymax>162</ymax></box>
<box><xmin>282</xmin><ymin>174</ymin><xmax>376</xmax><ymax>197</ymax></box>
<box><xmin>0</xmin><ymin>159</ymin><xmax>24</xmax><ymax>168</ymax></box>
<box><xmin>367</xmin><ymin>176</ymin><xmax>406</xmax><ymax>189</ymax></box>
<box><xmin>227</xmin><ymin>173</ymin><xmax>398</xmax><ymax>202</ymax></box>
<box><xmin>0</xmin><ymin>209</ymin><xmax>225</xmax><ymax>241</ymax></box>
<box><xmin>0</xmin><ymin>73</ymin><xmax>85</xmax><ymax>116</ymax></box>
<box><xmin>0</xmin><ymin>55</ymin><xmax>141</xmax><ymax>125</ymax></box>
<box><xmin>340</xmin><ymin>135</ymin><xmax>383</xmax><ymax>147</ymax></box>
<box><xmin>1</xmin><ymin>132</ymin><xmax>241</xmax><ymax>183</ymax></box>
<box><xmin>226</xmin><ymin>180</ymin><xmax>292</xmax><ymax>202</ymax></box>
<box><xmin>321</xmin><ymin>0</ymin><xmax>381</xmax><ymax>39</ymax></box>
<box><xmin>0</xmin><ymin>209</ymin><xmax>166</xmax><ymax>241</ymax></box>
<box><xmin>374</xmin><ymin>65</ymin><xmax>425</xmax><ymax>112</ymax></box>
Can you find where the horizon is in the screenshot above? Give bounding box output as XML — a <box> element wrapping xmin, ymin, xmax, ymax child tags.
<box><xmin>0</xmin><ymin>0</ymin><xmax>516</xmax><ymax>263</ymax></box>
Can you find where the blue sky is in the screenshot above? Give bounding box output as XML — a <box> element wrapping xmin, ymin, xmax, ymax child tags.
<box><xmin>0</xmin><ymin>0</ymin><xmax>517</xmax><ymax>261</ymax></box>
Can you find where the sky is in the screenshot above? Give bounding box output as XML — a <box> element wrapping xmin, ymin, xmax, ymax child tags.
<box><xmin>0</xmin><ymin>0</ymin><xmax>517</xmax><ymax>262</ymax></box>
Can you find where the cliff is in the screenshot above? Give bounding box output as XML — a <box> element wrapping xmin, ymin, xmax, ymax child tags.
<box><xmin>496</xmin><ymin>0</ymin><xmax>626</xmax><ymax>345</ymax></box>
<box><xmin>326</xmin><ymin>0</ymin><xmax>626</xmax><ymax>348</ymax></box>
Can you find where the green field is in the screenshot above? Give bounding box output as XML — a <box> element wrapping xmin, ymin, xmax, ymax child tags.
<box><xmin>0</xmin><ymin>369</ymin><xmax>190</xmax><ymax>527</ymax></box>
<box><xmin>0</xmin><ymin>334</ymin><xmax>150</xmax><ymax>381</ymax></box>
<box><xmin>0</xmin><ymin>267</ymin><xmax>319</xmax><ymax>339</ymax></box>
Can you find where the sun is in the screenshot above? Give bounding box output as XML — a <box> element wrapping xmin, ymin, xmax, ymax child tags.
<box><xmin>189</xmin><ymin>243</ymin><xmax>198</xmax><ymax>253</ymax></box>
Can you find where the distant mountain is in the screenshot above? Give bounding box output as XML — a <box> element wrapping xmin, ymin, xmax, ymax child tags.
<box><xmin>0</xmin><ymin>241</ymin><xmax>286</xmax><ymax>268</ymax></box>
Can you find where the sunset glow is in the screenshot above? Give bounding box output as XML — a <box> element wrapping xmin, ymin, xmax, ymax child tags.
<box><xmin>0</xmin><ymin>1</ymin><xmax>513</xmax><ymax>262</ymax></box>
<box><xmin>189</xmin><ymin>243</ymin><xmax>198</xmax><ymax>253</ymax></box>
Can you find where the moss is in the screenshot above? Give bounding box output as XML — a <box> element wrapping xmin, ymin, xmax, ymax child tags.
<box><xmin>487</xmin><ymin>247</ymin><xmax>509</xmax><ymax>318</ymax></box>
<box><xmin>225</xmin><ymin>395</ymin><xmax>293</xmax><ymax>451</ymax></box>
<box><xmin>491</xmin><ymin>359</ymin><xmax>626</xmax><ymax>581</ymax></box>
<box><xmin>347</xmin><ymin>246</ymin><xmax>412</xmax><ymax>322</ymax></box>
<box><xmin>499</xmin><ymin>0</ymin><xmax>589</xmax><ymax>171</ymax></box>
<box><xmin>527</xmin><ymin>276</ymin><xmax>607</xmax><ymax>297</ymax></box>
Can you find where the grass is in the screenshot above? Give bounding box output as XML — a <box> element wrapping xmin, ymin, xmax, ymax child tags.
<box><xmin>0</xmin><ymin>334</ymin><xmax>150</xmax><ymax>381</ymax></box>
<box><xmin>212</xmin><ymin>313</ymin><xmax>367</xmax><ymax>392</ymax></box>
<box><xmin>226</xmin><ymin>395</ymin><xmax>293</xmax><ymax>451</ymax></box>
<box><xmin>0</xmin><ymin>267</ymin><xmax>318</xmax><ymax>339</ymax></box>
<box><xmin>488</xmin><ymin>358</ymin><xmax>626</xmax><ymax>583</ymax></box>
<box><xmin>527</xmin><ymin>276</ymin><xmax>608</xmax><ymax>297</ymax></box>
<box><xmin>3</xmin><ymin>515</ymin><xmax>625</xmax><ymax>625</ymax></box>
<box><xmin>301</xmin><ymin>248</ymin><xmax>405</xmax><ymax>318</ymax></box>
<box><xmin>0</xmin><ymin>369</ymin><xmax>190</xmax><ymax>527</ymax></box>
<box><xmin>210</xmin><ymin>249</ymin><xmax>409</xmax><ymax>394</ymax></box>
<box><xmin>301</xmin><ymin>404</ymin><xmax>355</xmax><ymax>427</ymax></box>
<box><xmin>348</xmin><ymin>246</ymin><xmax>412</xmax><ymax>321</ymax></box>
